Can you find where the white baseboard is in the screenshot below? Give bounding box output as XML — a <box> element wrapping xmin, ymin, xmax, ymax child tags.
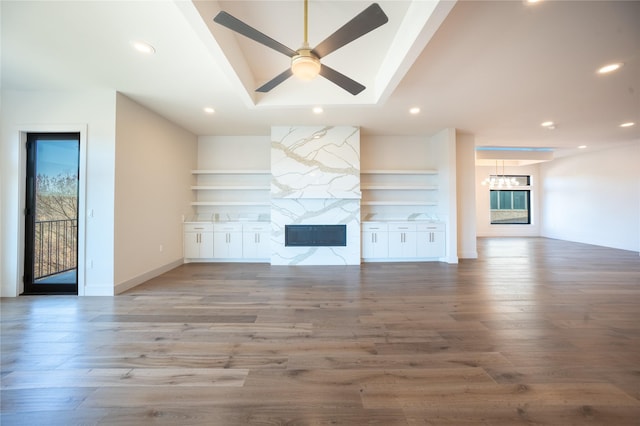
<box><xmin>458</xmin><ymin>250</ymin><xmax>478</xmax><ymax>259</ymax></box>
<box><xmin>114</xmin><ymin>259</ymin><xmax>183</xmax><ymax>295</ymax></box>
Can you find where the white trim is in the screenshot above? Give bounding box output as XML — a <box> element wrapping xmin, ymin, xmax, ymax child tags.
<box><xmin>16</xmin><ymin>124</ymin><xmax>87</xmax><ymax>296</ymax></box>
<box><xmin>114</xmin><ymin>259</ymin><xmax>183</xmax><ymax>294</ymax></box>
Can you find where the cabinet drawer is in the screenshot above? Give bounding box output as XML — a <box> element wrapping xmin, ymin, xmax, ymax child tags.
<box><xmin>242</xmin><ymin>222</ymin><xmax>270</xmax><ymax>233</ymax></box>
<box><xmin>184</xmin><ymin>223</ymin><xmax>213</xmax><ymax>232</ymax></box>
<box><xmin>362</xmin><ymin>222</ymin><xmax>388</xmax><ymax>232</ymax></box>
<box><xmin>214</xmin><ymin>222</ymin><xmax>243</xmax><ymax>232</ymax></box>
<box><xmin>416</xmin><ymin>222</ymin><xmax>445</xmax><ymax>232</ymax></box>
<box><xmin>388</xmin><ymin>222</ymin><xmax>416</xmax><ymax>232</ymax></box>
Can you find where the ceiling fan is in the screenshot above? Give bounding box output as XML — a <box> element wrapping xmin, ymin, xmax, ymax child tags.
<box><xmin>213</xmin><ymin>0</ymin><xmax>388</xmax><ymax>95</ymax></box>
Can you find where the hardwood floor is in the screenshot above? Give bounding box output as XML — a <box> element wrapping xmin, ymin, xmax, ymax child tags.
<box><xmin>2</xmin><ymin>237</ymin><xmax>639</xmax><ymax>425</ymax></box>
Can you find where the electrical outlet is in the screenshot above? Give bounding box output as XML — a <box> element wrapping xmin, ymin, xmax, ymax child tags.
<box><xmin>159</xmin><ymin>245</ymin><xmax>163</xmax><ymax>252</ymax></box>
<box><xmin>89</xmin><ymin>259</ymin><xmax>94</xmax><ymax>269</ymax></box>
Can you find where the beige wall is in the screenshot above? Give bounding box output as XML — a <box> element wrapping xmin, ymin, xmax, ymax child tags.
<box><xmin>113</xmin><ymin>93</ymin><xmax>197</xmax><ymax>293</ymax></box>
<box><xmin>456</xmin><ymin>132</ymin><xmax>477</xmax><ymax>258</ymax></box>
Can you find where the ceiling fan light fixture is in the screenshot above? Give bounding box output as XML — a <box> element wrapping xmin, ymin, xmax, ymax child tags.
<box><xmin>291</xmin><ymin>49</ymin><xmax>321</xmax><ymax>81</ymax></box>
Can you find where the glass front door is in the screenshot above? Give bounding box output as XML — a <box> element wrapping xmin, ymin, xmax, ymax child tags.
<box><xmin>24</xmin><ymin>133</ymin><xmax>80</xmax><ymax>294</ymax></box>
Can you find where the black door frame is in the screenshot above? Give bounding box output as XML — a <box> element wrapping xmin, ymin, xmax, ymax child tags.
<box><xmin>23</xmin><ymin>132</ymin><xmax>80</xmax><ymax>295</ymax></box>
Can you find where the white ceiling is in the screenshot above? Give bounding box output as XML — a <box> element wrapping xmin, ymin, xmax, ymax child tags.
<box><xmin>2</xmin><ymin>0</ymin><xmax>639</xmax><ymax>160</ymax></box>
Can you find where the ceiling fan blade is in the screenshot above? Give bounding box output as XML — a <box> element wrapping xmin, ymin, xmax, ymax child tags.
<box><xmin>319</xmin><ymin>64</ymin><xmax>365</xmax><ymax>96</ymax></box>
<box><xmin>256</xmin><ymin>69</ymin><xmax>294</xmax><ymax>92</ymax></box>
<box><xmin>214</xmin><ymin>11</ymin><xmax>298</xmax><ymax>57</ymax></box>
<box><xmin>312</xmin><ymin>3</ymin><xmax>389</xmax><ymax>59</ymax></box>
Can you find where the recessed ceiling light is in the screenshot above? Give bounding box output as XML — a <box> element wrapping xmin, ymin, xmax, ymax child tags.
<box><xmin>203</xmin><ymin>107</ymin><xmax>215</xmax><ymax>114</ymax></box>
<box><xmin>620</xmin><ymin>122</ymin><xmax>635</xmax><ymax>128</ymax></box>
<box><xmin>597</xmin><ymin>62</ymin><xmax>623</xmax><ymax>74</ymax></box>
<box><xmin>409</xmin><ymin>107</ymin><xmax>420</xmax><ymax>115</ymax></box>
<box><xmin>578</xmin><ymin>145</ymin><xmax>587</xmax><ymax>149</ymax></box>
<box><xmin>525</xmin><ymin>0</ymin><xmax>542</xmax><ymax>4</ymax></box>
<box><xmin>541</xmin><ymin>121</ymin><xmax>556</xmax><ymax>129</ymax></box>
<box><xmin>312</xmin><ymin>107</ymin><xmax>323</xmax><ymax>114</ymax></box>
<box><xmin>131</xmin><ymin>40</ymin><xmax>155</xmax><ymax>54</ymax></box>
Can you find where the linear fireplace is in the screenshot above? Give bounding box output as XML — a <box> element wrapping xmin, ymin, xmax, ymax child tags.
<box><xmin>285</xmin><ymin>225</ymin><xmax>347</xmax><ymax>247</ymax></box>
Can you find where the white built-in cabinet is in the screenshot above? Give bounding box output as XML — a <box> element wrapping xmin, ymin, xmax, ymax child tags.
<box><xmin>242</xmin><ymin>222</ymin><xmax>271</xmax><ymax>260</ymax></box>
<box><xmin>362</xmin><ymin>221</ymin><xmax>445</xmax><ymax>261</ymax></box>
<box><xmin>388</xmin><ymin>223</ymin><xmax>417</xmax><ymax>258</ymax></box>
<box><xmin>183</xmin><ymin>223</ymin><xmax>214</xmax><ymax>259</ymax></box>
<box><xmin>183</xmin><ymin>222</ymin><xmax>270</xmax><ymax>262</ymax></box>
<box><xmin>213</xmin><ymin>223</ymin><xmax>243</xmax><ymax>259</ymax></box>
<box><xmin>362</xmin><ymin>222</ymin><xmax>389</xmax><ymax>258</ymax></box>
<box><xmin>186</xmin><ymin>167</ymin><xmax>271</xmax><ymax>263</ymax></box>
<box><xmin>416</xmin><ymin>223</ymin><xmax>446</xmax><ymax>258</ymax></box>
<box><xmin>186</xmin><ymin>135</ymin><xmax>451</xmax><ymax>264</ymax></box>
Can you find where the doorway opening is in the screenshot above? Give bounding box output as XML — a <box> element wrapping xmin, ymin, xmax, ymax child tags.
<box><xmin>23</xmin><ymin>132</ymin><xmax>80</xmax><ymax>295</ymax></box>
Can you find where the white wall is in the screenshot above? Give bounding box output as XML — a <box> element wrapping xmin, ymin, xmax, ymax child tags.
<box><xmin>475</xmin><ymin>163</ymin><xmax>541</xmax><ymax>237</ymax></box>
<box><xmin>430</xmin><ymin>128</ymin><xmax>458</xmax><ymax>263</ymax></box>
<box><xmin>456</xmin><ymin>132</ymin><xmax>477</xmax><ymax>258</ymax></box>
<box><xmin>540</xmin><ymin>143</ymin><xmax>640</xmax><ymax>253</ymax></box>
<box><xmin>1</xmin><ymin>89</ymin><xmax>117</xmax><ymax>296</ymax></box>
<box><xmin>113</xmin><ymin>94</ymin><xmax>197</xmax><ymax>293</ymax></box>
<box><xmin>198</xmin><ymin>135</ymin><xmax>271</xmax><ymax>170</ymax></box>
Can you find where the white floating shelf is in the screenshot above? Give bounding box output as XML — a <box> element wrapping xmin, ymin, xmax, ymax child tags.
<box><xmin>361</xmin><ymin>185</ymin><xmax>438</xmax><ymax>190</ymax></box>
<box><xmin>191</xmin><ymin>170</ymin><xmax>271</xmax><ymax>175</ymax></box>
<box><xmin>361</xmin><ymin>169</ymin><xmax>438</xmax><ymax>175</ymax></box>
<box><xmin>361</xmin><ymin>201</ymin><xmax>438</xmax><ymax>206</ymax></box>
<box><xmin>191</xmin><ymin>201</ymin><xmax>271</xmax><ymax>206</ymax></box>
<box><xmin>191</xmin><ymin>186</ymin><xmax>270</xmax><ymax>190</ymax></box>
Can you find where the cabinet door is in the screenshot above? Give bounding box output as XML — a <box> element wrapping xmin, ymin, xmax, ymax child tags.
<box><xmin>199</xmin><ymin>232</ymin><xmax>214</xmax><ymax>258</ymax></box>
<box><xmin>417</xmin><ymin>231</ymin><xmax>445</xmax><ymax>258</ymax></box>
<box><xmin>243</xmin><ymin>231</ymin><xmax>270</xmax><ymax>259</ymax></box>
<box><xmin>388</xmin><ymin>231</ymin><xmax>416</xmax><ymax>258</ymax></box>
<box><xmin>214</xmin><ymin>232</ymin><xmax>243</xmax><ymax>259</ymax></box>
<box><xmin>416</xmin><ymin>223</ymin><xmax>445</xmax><ymax>258</ymax></box>
<box><xmin>184</xmin><ymin>232</ymin><xmax>214</xmax><ymax>259</ymax></box>
<box><xmin>184</xmin><ymin>232</ymin><xmax>201</xmax><ymax>259</ymax></box>
<box><xmin>362</xmin><ymin>231</ymin><xmax>389</xmax><ymax>258</ymax></box>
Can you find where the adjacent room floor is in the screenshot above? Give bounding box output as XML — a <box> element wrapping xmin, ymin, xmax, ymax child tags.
<box><xmin>2</xmin><ymin>237</ymin><xmax>639</xmax><ymax>425</ymax></box>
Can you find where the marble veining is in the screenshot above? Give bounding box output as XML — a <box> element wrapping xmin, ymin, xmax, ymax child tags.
<box><xmin>270</xmin><ymin>126</ymin><xmax>361</xmax><ymax>265</ymax></box>
<box><xmin>271</xmin><ymin>126</ymin><xmax>360</xmax><ymax>199</ymax></box>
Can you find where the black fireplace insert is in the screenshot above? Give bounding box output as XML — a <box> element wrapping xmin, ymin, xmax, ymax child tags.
<box><xmin>285</xmin><ymin>225</ymin><xmax>347</xmax><ymax>247</ymax></box>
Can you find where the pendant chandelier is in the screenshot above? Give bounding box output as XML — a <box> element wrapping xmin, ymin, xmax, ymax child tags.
<box><xmin>481</xmin><ymin>160</ymin><xmax>520</xmax><ymax>188</ymax></box>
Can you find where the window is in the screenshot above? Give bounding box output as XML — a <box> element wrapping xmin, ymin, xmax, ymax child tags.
<box><xmin>489</xmin><ymin>175</ymin><xmax>531</xmax><ymax>224</ymax></box>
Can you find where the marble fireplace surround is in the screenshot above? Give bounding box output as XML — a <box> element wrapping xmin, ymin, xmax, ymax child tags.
<box><xmin>270</xmin><ymin>126</ymin><xmax>361</xmax><ymax>265</ymax></box>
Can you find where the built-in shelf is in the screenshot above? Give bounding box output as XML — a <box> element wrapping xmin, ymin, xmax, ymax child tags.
<box><xmin>361</xmin><ymin>169</ymin><xmax>438</xmax><ymax>175</ymax></box>
<box><xmin>191</xmin><ymin>169</ymin><xmax>271</xmax><ymax>212</ymax></box>
<box><xmin>360</xmin><ymin>169</ymin><xmax>439</xmax><ymax>214</ymax></box>
<box><xmin>191</xmin><ymin>186</ymin><xmax>270</xmax><ymax>190</ymax></box>
<box><xmin>361</xmin><ymin>201</ymin><xmax>438</xmax><ymax>206</ymax></box>
<box><xmin>192</xmin><ymin>170</ymin><xmax>271</xmax><ymax>175</ymax></box>
<box><xmin>361</xmin><ymin>185</ymin><xmax>438</xmax><ymax>190</ymax></box>
<box><xmin>191</xmin><ymin>201</ymin><xmax>271</xmax><ymax>206</ymax></box>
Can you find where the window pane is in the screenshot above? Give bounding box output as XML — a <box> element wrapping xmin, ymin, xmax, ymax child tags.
<box><xmin>490</xmin><ymin>191</ymin><xmax>498</xmax><ymax>209</ymax></box>
<box><xmin>490</xmin><ymin>190</ymin><xmax>530</xmax><ymax>224</ymax></box>
<box><xmin>499</xmin><ymin>191</ymin><xmax>512</xmax><ymax>210</ymax></box>
<box><xmin>513</xmin><ymin>191</ymin><xmax>527</xmax><ymax>209</ymax></box>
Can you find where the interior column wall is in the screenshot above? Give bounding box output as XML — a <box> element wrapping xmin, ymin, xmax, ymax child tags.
<box><xmin>456</xmin><ymin>131</ymin><xmax>477</xmax><ymax>259</ymax></box>
<box><xmin>113</xmin><ymin>93</ymin><xmax>197</xmax><ymax>293</ymax></box>
<box><xmin>0</xmin><ymin>89</ymin><xmax>117</xmax><ymax>297</ymax></box>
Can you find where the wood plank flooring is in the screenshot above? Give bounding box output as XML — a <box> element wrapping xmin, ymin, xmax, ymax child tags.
<box><xmin>2</xmin><ymin>237</ymin><xmax>639</xmax><ymax>425</ymax></box>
